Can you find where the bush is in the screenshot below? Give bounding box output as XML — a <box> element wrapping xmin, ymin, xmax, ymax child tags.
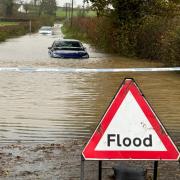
<box><xmin>160</xmin><ymin>25</ymin><xmax>180</xmax><ymax>66</ymax></box>
<box><xmin>63</xmin><ymin>15</ymin><xmax>180</xmax><ymax>66</ymax></box>
<box><xmin>62</xmin><ymin>17</ymin><xmax>97</xmax><ymax>42</ymax></box>
<box><xmin>0</xmin><ymin>16</ymin><xmax>55</xmax><ymax>42</ymax></box>
<box><xmin>136</xmin><ymin>16</ymin><xmax>169</xmax><ymax>60</ymax></box>
<box><xmin>0</xmin><ymin>23</ymin><xmax>28</xmax><ymax>42</ymax></box>
<box><xmin>136</xmin><ymin>16</ymin><xmax>180</xmax><ymax>66</ymax></box>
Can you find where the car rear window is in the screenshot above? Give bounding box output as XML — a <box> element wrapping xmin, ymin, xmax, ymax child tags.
<box><xmin>41</xmin><ymin>27</ymin><xmax>52</xmax><ymax>30</ymax></box>
<box><xmin>55</xmin><ymin>41</ymin><xmax>82</xmax><ymax>48</ymax></box>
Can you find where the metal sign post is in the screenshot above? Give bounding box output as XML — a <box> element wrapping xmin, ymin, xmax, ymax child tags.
<box><xmin>81</xmin><ymin>78</ymin><xmax>180</xmax><ymax>179</ymax></box>
<box><xmin>80</xmin><ymin>155</ymin><xmax>84</xmax><ymax>180</ymax></box>
<box><xmin>80</xmin><ymin>157</ymin><xmax>103</xmax><ymax>180</ymax></box>
<box><xmin>98</xmin><ymin>161</ymin><xmax>102</xmax><ymax>180</ymax></box>
<box><xmin>153</xmin><ymin>161</ymin><xmax>158</xmax><ymax>180</ymax></box>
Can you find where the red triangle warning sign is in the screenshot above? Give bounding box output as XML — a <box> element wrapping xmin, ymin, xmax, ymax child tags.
<box><xmin>82</xmin><ymin>78</ymin><xmax>180</xmax><ymax>160</ymax></box>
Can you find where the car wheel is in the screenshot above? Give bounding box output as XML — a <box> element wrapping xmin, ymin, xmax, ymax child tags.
<box><xmin>48</xmin><ymin>52</ymin><xmax>54</xmax><ymax>58</ymax></box>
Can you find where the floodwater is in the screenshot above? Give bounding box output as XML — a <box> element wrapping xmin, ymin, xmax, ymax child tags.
<box><xmin>0</xmin><ymin>25</ymin><xmax>179</xmax><ymax>146</ymax></box>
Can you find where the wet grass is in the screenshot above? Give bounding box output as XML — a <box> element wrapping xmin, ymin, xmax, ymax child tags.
<box><xmin>0</xmin><ymin>22</ymin><xmax>18</xmax><ymax>26</ymax></box>
<box><xmin>0</xmin><ymin>17</ymin><xmax>55</xmax><ymax>42</ymax></box>
<box><xmin>56</xmin><ymin>7</ymin><xmax>96</xmax><ymax>18</ymax></box>
<box><xmin>0</xmin><ymin>23</ymin><xmax>28</xmax><ymax>42</ymax></box>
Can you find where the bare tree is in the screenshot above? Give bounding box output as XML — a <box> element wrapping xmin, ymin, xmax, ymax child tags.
<box><xmin>24</xmin><ymin>3</ymin><xmax>29</xmax><ymax>13</ymax></box>
<box><xmin>2</xmin><ymin>0</ymin><xmax>14</xmax><ymax>16</ymax></box>
<box><xmin>40</xmin><ymin>0</ymin><xmax>57</xmax><ymax>16</ymax></box>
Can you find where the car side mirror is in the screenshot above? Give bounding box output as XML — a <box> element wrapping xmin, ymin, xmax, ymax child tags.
<box><xmin>48</xmin><ymin>47</ymin><xmax>52</xmax><ymax>49</ymax></box>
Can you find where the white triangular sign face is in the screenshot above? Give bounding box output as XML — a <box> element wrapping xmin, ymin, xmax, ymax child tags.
<box><xmin>82</xmin><ymin>78</ymin><xmax>180</xmax><ymax>160</ymax></box>
<box><xmin>95</xmin><ymin>91</ymin><xmax>166</xmax><ymax>151</ymax></box>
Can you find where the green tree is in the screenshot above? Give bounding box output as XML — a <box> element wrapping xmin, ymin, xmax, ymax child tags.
<box><xmin>87</xmin><ymin>0</ymin><xmax>110</xmax><ymax>16</ymax></box>
<box><xmin>2</xmin><ymin>0</ymin><xmax>14</xmax><ymax>16</ymax></box>
<box><xmin>87</xmin><ymin>0</ymin><xmax>178</xmax><ymax>23</ymax></box>
<box><xmin>40</xmin><ymin>0</ymin><xmax>57</xmax><ymax>16</ymax></box>
<box><xmin>169</xmin><ymin>0</ymin><xmax>180</xmax><ymax>3</ymax></box>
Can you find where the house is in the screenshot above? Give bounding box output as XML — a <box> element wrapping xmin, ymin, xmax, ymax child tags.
<box><xmin>18</xmin><ymin>4</ymin><xmax>27</xmax><ymax>13</ymax></box>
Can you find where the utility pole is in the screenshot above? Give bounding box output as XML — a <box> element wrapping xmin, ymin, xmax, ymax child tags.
<box><xmin>82</xmin><ymin>0</ymin><xmax>85</xmax><ymax>17</ymax></box>
<box><xmin>68</xmin><ymin>3</ymin><xmax>71</xmax><ymax>20</ymax></box>
<box><xmin>29</xmin><ymin>20</ymin><xmax>32</xmax><ymax>34</ymax></box>
<box><xmin>65</xmin><ymin>3</ymin><xmax>68</xmax><ymax>19</ymax></box>
<box><xmin>71</xmin><ymin>0</ymin><xmax>73</xmax><ymax>26</ymax></box>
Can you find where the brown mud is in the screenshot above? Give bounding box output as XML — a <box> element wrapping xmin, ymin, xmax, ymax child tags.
<box><xmin>0</xmin><ymin>139</ymin><xmax>180</xmax><ymax>180</ymax></box>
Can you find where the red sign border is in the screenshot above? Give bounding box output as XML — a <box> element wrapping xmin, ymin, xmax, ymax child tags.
<box><xmin>82</xmin><ymin>78</ymin><xmax>180</xmax><ymax>160</ymax></box>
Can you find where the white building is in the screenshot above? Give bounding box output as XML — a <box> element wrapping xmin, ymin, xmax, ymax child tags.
<box><xmin>18</xmin><ymin>5</ymin><xmax>27</xmax><ymax>13</ymax></box>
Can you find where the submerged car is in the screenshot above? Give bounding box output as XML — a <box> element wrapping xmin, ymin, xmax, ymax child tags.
<box><xmin>48</xmin><ymin>39</ymin><xmax>89</xmax><ymax>58</ymax></box>
<box><xmin>39</xmin><ymin>26</ymin><xmax>53</xmax><ymax>35</ymax></box>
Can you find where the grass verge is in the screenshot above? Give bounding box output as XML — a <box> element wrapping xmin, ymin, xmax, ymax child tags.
<box><xmin>0</xmin><ymin>22</ymin><xmax>18</xmax><ymax>26</ymax></box>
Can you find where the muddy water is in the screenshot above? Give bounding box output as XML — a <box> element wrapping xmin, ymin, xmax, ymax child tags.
<box><xmin>0</xmin><ymin>25</ymin><xmax>179</xmax><ymax>145</ymax></box>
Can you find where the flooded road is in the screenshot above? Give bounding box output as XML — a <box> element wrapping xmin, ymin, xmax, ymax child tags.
<box><xmin>0</xmin><ymin>25</ymin><xmax>179</xmax><ymax>146</ymax></box>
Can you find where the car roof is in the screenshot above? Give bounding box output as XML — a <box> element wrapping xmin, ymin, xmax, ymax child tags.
<box><xmin>56</xmin><ymin>39</ymin><xmax>81</xmax><ymax>42</ymax></box>
<box><xmin>40</xmin><ymin>26</ymin><xmax>52</xmax><ymax>28</ymax></box>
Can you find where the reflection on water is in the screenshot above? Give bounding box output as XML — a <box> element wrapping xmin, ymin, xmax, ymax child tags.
<box><xmin>0</xmin><ymin>72</ymin><xmax>179</xmax><ymax>145</ymax></box>
<box><xmin>0</xmin><ymin>25</ymin><xmax>179</xmax><ymax>146</ymax></box>
<box><xmin>0</xmin><ymin>26</ymin><xmax>162</xmax><ymax>69</ymax></box>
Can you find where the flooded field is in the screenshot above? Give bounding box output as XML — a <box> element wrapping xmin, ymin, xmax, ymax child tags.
<box><xmin>0</xmin><ymin>25</ymin><xmax>179</xmax><ymax>148</ymax></box>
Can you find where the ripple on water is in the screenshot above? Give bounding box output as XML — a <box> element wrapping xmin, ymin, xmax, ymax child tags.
<box><xmin>0</xmin><ymin>26</ymin><xmax>179</xmax><ymax>145</ymax></box>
